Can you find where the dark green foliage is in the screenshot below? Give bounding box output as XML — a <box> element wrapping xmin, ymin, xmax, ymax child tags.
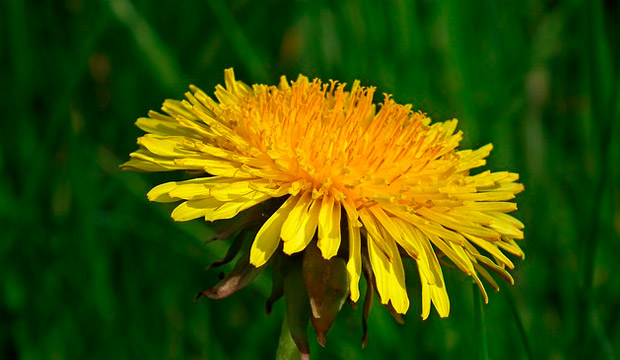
<box><xmin>1</xmin><ymin>0</ymin><xmax>619</xmax><ymax>358</ymax></box>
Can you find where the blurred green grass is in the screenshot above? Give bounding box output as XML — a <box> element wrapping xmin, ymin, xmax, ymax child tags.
<box><xmin>1</xmin><ymin>0</ymin><xmax>619</xmax><ymax>359</ymax></box>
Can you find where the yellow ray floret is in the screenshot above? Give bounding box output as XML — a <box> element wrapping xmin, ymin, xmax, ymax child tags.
<box><xmin>122</xmin><ymin>68</ymin><xmax>525</xmax><ymax>318</ymax></box>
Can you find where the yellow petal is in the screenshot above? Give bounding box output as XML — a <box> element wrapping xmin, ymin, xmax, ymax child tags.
<box><xmin>250</xmin><ymin>195</ymin><xmax>299</xmax><ymax>267</ymax></box>
<box><xmin>214</xmin><ymin>84</ymin><xmax>240</xmax><ymax>106</ymax></box>
<box><xmin>420</xmin><ymin>270</ymin><xmax>431</xmax><ymax>319</ymax></box>
<box><xmin>175</xmin><ymin>116</ymin><xmax>216</xmax><ymax>139</ymax></box>
<box><xmin>465</xmin><ymin>245</ymin><xmax>515</xmax><ymax>285</ymax></box>
<box><xmin>282</xmin><ymin>196</ymin><xmax>322</xmax><ymax>255</ymax></box>
<box><xmin>224</xmin><ymin>68</ymin><xmax>238</xmax><ymax>92</ymax></box>
<box><xmin>280</xmin><ymin>192</ymin><xmax>312</xmax><ymax>241</ymax></box>
<box><xmin>278</xmin><ymin>75</ymin><xmax>290</xmax><ymax>90</ymax></box>
<box><xmin>171</xmin><ymin>197</ymin><xmax>223</xmax><ymax>222</ymax></box>
<box><xmin>367</xmin><ymin>234</ymin><xmax>389</xmax><ymax>304</ymax></box>
<box><xmin>161</xmin><ymin>99</ymin><xmax>198</xmax><ymax>120</ymax></box>
<box><xmin>449</xmin><ymin>242</ymin><xmax>476</xmax><ymax>274</ymax></box>
<box><xmin>453</xmin><ymin>191</ymin><xmax>516</xmax><ymax>201</ymax></box>
<box><xmin>120</xmin><ymin>158</ymin><xmax>171</xmax><ymax>172</ymax></box>
<box><xmin>369</xmin><ymin>207</ymin><xmax>419</xmax><ymax>259</ymax></box>
<box><xmin>188</xmin><ymin>85</ymin><xmax>218</xmax><ymax>116</ymax></box>
<box><xmin>367</xmin><ymin>234</ymin><xmax>409</xmax><ymax>314</ymax></box>
<box><xmin>473</xmin><ymin>263</ymin><xmax>500</xmax><ymax>292</ymax></box>
<box><xmin>497</xmin><ymin>237</ymin><xmax>525</xmax><ymax>259</ymax></box>
<box><xmin>456</xmin><ymin>144</ymin><xmax>493</xmax><ymax>171</ymax></box>
<box><xmin>167</xmin><ymin>177</ymin><xmax>235</xmax><ymax>200</ymax></box>
<box><xmin>137</xmin><ymin>135</ymin><xmax>197</xmax><ymax>157</ymax></box>
<box><xmin>135</xmin><ymin>115</ymin><xmax>198</xmax><ymax>138</ymax></box>
<box><xmin>472</xmin><ymin>272</ymin><xmax>489</xmax><ymax>304</ymax></box>
<box><xmin>429</xmin><ymin>280</ymin><xmax>450</xmax><ymax>318</ymax></box>
<box><xmin>183</xmin><ymin>90</ymin><xmax>215</xmax><ymax>119</ymax></box>
<box><xmin>125</xmin><ymin>149</ymin><xmax>205</xmax><ymax>171</ymax></box>
<box><xmin>358</xmin><ymin>208</ymin><xmax>391</xmax><ymax>257</ymax></box>
<box><xmin>490</xmin><ymin>212</ymin><xmax>525</xmax><ymax>229</ymax></box>
<box><xmin>191</xmin><ymin>141</ymin><xmax>254</xmax><ymax>163</ymax></box>
<box><xmin>317</xmin><ymin>195</ymin><xmax>342</xmax><ymax>259</ymax></box>
<box><xmin>417</xmin><ymin>207</ymin><xmax>501</xmax><ymax>241</ymax></box>
<box><xmin>317</xmin><ymin>195</ymin><xmax>334</xmax><ymax>249</ymax></box>
<box><xmin>384</xmin><ymin>206</ymin><xmax>467</xmax><ymax>245</ymax></box>
<box><xmin>477</xmin><ymin>182</ymin><xmax>525</xmax><ymax>193</ymax></box>
<box><xmin>466</xmin><ymin>170</ymin><xmax>518</xmax><ymax>185</ymax></box>
<box><xmin>422</xmin><ymin>232</ymin><xmax>472</xmax><ymax>276</ymax></box>
<box><xmin>147</xmin><ymin>182</ymin><xmax>181</xmax><ymax>203</ymax></box>
<box><xmin>170</xmin><ymin>157</ymin><xmax>250</xmax><ymax>178</ymax></box>
<box><xmin>171</xmin><ymin>192</ymin><xmax>268</xmax><ymax>222</ymax></box>
<box><xmin>248</xmin><ymin>181</ymin><xmax>292</xmax><ymax>197</ymax></box>
<box><xmin>488</xmin><ymin>220</ymin><xmax>524</xmax><ymax>239</ymax></box>
<box><xmin>209</xmin><ymin>182</ymin><xmax>255</xmax><ymax>201</ymax></box>
<box><xmin>418</xmin><ymin>267</ymin><xmax>450</xmax><ymax>319</ymax></box>
<box><xmin>205</xmin><ymin>192</ymin><xmax>269</xmax><ymax>221</ymax></box>
<box><xmin>343</xmin><ymin>199</ymin><xmax>362</xmax><ymax>302</ymax></box>
<box><xmin>460</xmin><ymin>201</ymin><xmax>517</xmax><ymax>213</ymax></box>
<box><xmin>413</xmin><ymin>229</ymin><xmax>450</xmax><ymax>319</ymax></box>
<box><xmin>397</xmin><ymin>221</ymin><xmax>435</xmax><ymax>284</ymax></box>
<box><xmin>463</xmin><ymin>233</ymin><xmax>514</xmax><ymax>269</ymax></box>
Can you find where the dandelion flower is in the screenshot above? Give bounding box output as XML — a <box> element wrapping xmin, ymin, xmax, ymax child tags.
<box><xmin>122</xmin><ymin>69</ymin><xmax>524</xmax><ymax>353</ymax></box>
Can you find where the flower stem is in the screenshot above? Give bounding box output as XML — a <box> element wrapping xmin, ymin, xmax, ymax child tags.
<box><xmin>473</xmin><ymin>284</ymin><xmax>488</xmax><ymax>360</ymax></box>
<box><xmin>276</xmin><ymin>315</ymin><xmax>300</xmax><ymax>360</ymax></box>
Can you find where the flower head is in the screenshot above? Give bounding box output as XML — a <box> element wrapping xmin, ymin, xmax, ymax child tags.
<box><xmin>122</xmin><ymin>69</ymin><xmax>524</xmax><ymax>350</ymax></box>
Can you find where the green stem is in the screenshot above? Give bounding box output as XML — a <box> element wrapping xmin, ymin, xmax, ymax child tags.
<box><xmin>276</xmin><ymin>315</ymin><xmax>300</xmax><ymax>360</ymax></box>
<box><xmin>473</xmin><ymin>284</ymin><xmax>488</xmax><ymax>360</ymax></box>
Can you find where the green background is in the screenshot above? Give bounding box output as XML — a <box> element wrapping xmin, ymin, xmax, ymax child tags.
<box><xmin>1</xmin><ymin>0</ymin><xmax>619</xmax><ymax>359</ymax></box>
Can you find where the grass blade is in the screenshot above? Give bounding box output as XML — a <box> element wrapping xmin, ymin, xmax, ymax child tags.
<box><xmin>503</xmin><ymin>286</ymin><xmax>533</xmax><ymax>360</ymax></box>
<box><xmin>579</xmin><ymin>0</ymin><xmax>617</xmax><ymax>356</ymax></box>
<box><xmin>473</xmin><ymin>284</ymin><xmax>488</xmax><ymax>360</ymax></box>
<box><xmin>108</xmin><ymin>0</ymin><xmax>185</xmax><ymax>90</ymax></box>
<box><xmin>205</xmin><ymin>0</ymin><xmax>269</xmax><ymax>82</ymax></box>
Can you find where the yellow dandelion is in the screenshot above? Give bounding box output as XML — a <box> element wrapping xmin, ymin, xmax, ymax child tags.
<box><xmin>122</xmin><ymin>68</ymin><xmax>524</xmax><ymax>349</ymax></box>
